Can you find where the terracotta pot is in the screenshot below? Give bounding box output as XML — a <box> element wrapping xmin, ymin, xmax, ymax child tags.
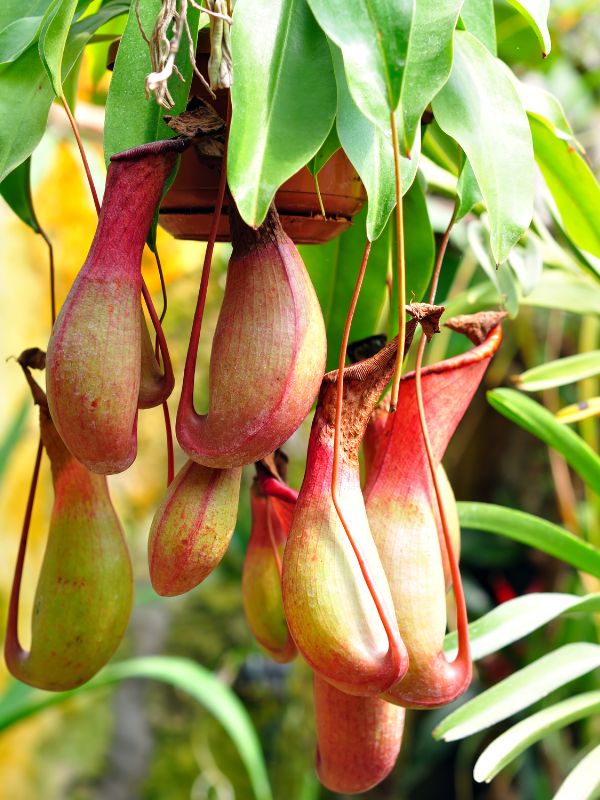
<box><xmin>159</xmin><ymin>148</ymin><xmax>365</xmax><ymax>243</ymax></box>
<box><xmin>108</xmin><ymin>32</ymin><xmax>365</xmax><ymax>243</ymax></box>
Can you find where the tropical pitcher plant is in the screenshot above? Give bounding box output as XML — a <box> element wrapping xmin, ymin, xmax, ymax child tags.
<box><xmin>7</xmin><ymin>0</ymin><xmax>581</xmax><ymax>794</ymax></box>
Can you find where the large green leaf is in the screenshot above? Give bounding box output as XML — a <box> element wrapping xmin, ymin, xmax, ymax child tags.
<box><xmin>0</xmin><ymin>401</ymin><xmax>30</xmax><ymax>480</ymax></box>
<box><xmin>331</xmin><ymin>42</ymin><xmax>419</xmax><ymax>241</ymax></box>
<box><xmin>300</xmin><ymin>205</ymin><xmax>388</xmax><ymax>370</ymax></box>
<box><xmin>0</xmin><ymin>0</ymin><xmax>127</xmax><ymax>182</ymax></box>
<box><xmin>515</xmin><ymin>351</ymin><xmax>600</xmax><ymax>393</ymax></box>
<box><xmin>445</xmin><ymin>593</ymin><xmax>600</xmax><ymax>662</ymax></box>
<box><xmin>307</xmin><ymin>0</ymin><xmax>413</xmax><ymax>129</ymax></box>
<box><xmin>227</xmin><ymin>0</ymin><xmax>336</xmax><ymax>227</ymax></box>
<box><xmin>474</xmin><ymin>691</ymin><xmax>600</xmax><ymax>783</ymax></box>
<box><xmin>306</xmin><ymin>123</ymin><xmax>339</xmax><ymax>177</ymax></box>
<box><xmin>104</xmin><ymin>0</ymin><xmax>200</xmax><ymax>161</ymax></box>
<box><xmin>488</xmin><ymin>388</ymin><xmax>600</xmax><ymax>494</ymax></box>
<box><xmin>432</xmin><ymin>31</ymin><xmax>534</xmax><ymax>264</ymax></box>
<box><xmin>458</xmin><ymin>502</ymin><xmax>600</xmax><ymax>578</ymax></box>
<box><xmin>0</xmin><ymin>657</ymin><xmax>272</xmax><ymax>800</ymax></box>
<box><xmin>398</xmin><ymin>0</ymin><xmax>462</xmax><ymax>153</ymax></box>
<box><xmin>455</xmin><ymin>159</ymin><xmax>482</xmax><ymax>222</ymax></box>
<box><xmin>553</xmin><ymin>742</ymin><xmax>600</xmax><ymax>800</ymax></box>
<box><xmin>0</xmin><ymin>16</ymin><xmax>45</xmax><ymax>63</ymax></box>
<box><xmin>505</xmin><ymin>0</ymin><xmax>551</xmax><ymax>56</ymax></box>
<box><xmin>531</xmin><ymin>116</ymin><xmax>600</xmax><ymax>259</ymax></box>
<box><xmin>0</xmin><ymin>157</ymin><xmax>40</xmax><ymax>232</ymax></box>
<box><xmin>521</xmin><ymin>269</ymin><xmax>600</xmax><ymax>316</ymax></box>
<box><xmin>434</xmin><ymin>643</ymin><xmax>600</xmax><ymax>742</ymax></box>
<box><xmin>467</xmin><ymin>220</ymin><xmax>520</xmax><ymax>316</ymax></box>
<box><xmin>516</xmin><ymin>81</ymin><xmax>573</xmax><ymax>141</ymax></box>
<box><xmin>38</xmin><ymin>0</ymin><xmax>78</xmax><ymax>96</ymax></box>
<box><xmin>460</xmin><ymin>0</ymin><xmax>497</xmax><ymax>54</ymax></box>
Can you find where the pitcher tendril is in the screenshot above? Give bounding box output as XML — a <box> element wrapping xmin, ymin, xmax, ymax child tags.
<box><xmin>389</xmin><ymin>111</ymin><xmax>406</xmax><ymax>413</ymax></box>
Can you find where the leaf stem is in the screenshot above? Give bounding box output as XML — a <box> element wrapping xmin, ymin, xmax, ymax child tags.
<box><xmin>414</xmin><ymin>207</ymin><xmax>470</xmax><ymax>669</ymax></box>
<box><xmin>39</xmin><ymin>228</ymin><xmax>56</xmax><ymax>327</ymax></box>
<box><xmin>4</xmin><ymin>439</ymin><xmax>43</xmax><ymax>670</ymax></box>
<box><xmin>389</xmin><ymin>111</ymin><xmax>405</xmax><ymax>412</ymax></box>
<box><xmin>180</xmin><ymin>99</ymin><xmax>231</xmax><ymax>411</ymax></box>
<box><xmin>60</xmin><ymin>91</ymin><xmax>100</xmax><ymax>215</ymax></box>
<box><xmin>330</xmin><ymin>240</ymin><xmax>404</xmax><ymax>678</ymax></box>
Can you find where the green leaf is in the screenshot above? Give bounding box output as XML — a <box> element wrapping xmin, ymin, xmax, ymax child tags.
<box><xmin>331</xmin><ymin>42</ymin><xmax>420</xmax><ymax>241</ymax></box>
<box><xmin>474</xmin><ymin>691</ymin><xmax>600</xmax><ymax>783</ymax></box>
<box><xmin>0</xmin><ymin>1</ymin><xmax>50</xmax><ymax>30</ymax></box>
<box><xmin>0</xmin><ymin>401</ymin><xmax>30</xmax><ymax>481</ymax></box>
<box><xmin>104</xmin><ymin>0</ymin><xmax>200</xmax><ymax>161</ymax></box>
<box><xmin>398</xmin><ymin>0</ymin><xmax>463</xmax><ymax>154</ymax></box>
<box><xmin>442</xmin><ymin>280</ymin><xmax>501</xmax><ymax>317</ymax></box>
<box><xmin>307</xmin><ymin>0</ymin><xmax>413</xmax><ymax>128</ymax></box>
<box><xmin>0</xmin><ymin>657</ymin><xmax>272</xmax><ymax>800</ymax></box>
<box><xmin>460</xmin><ymin>0</ymin><xmax>497</xmax><ymax>54</ymax></box>
<box><xmin>530</xmin><ymin>115</ymin><xmax>600</xmax><ymax>259</ymax></box>
<box><xmin>432</xmin><ymin>31</ymin><xmax>534</xmax><ymax>264</ymax></box>
<box><xmin>0</xmin><ymin>16</ymin><xmax>44</xmax><ymax>63</ymax></box>
<box><xmin>521</xmin><ymin>269</ymin><xmax>600</xmax><ymax>316</ymax></box>
<box><xmin>0</xmin><ymin>157</ymin><xmax>40</xmax><ymax>232</ymax></box>
<box><xmin>507</xmin><ymin>233</ymin><xmax>542</xmax><ymax>296</ymax></box>
<box><xmin>516</xmin><ymin>82</ymin><xmax>574</xmax><ymax>141</ymax></box>
<box><xmin>434</xmin><ymin>643</ymin><xmax>600</xmax><ymax>742</ymax></box>
<box><xmin>515</xmin><ymin>351</ymin><xmax>600</xmax><ymax>392</ymax></box>
<box><xmin>455</xmin><ymin>159</ymin><xmax>482</xmax><ymax>222</ymax></box>
<box><xmin>445</xmin><ymin>593</ymin><xmax>600</xmax><ymax>662</ymax></box>
<box><xmin>300</xmin><ymin>205</ymin><xmax>388</xmax><ymax>370</ymax></box>
<box><xmin>467</xmin><ymin>220</ymin><xmax>520</xmax><ymax>316</ymax></box>
<box><xmin>227</xmin><ymin>0</ymin><xmax>336</xmax><ymax>227</ymax></box>
<box><xmin>306</xmin><ymin>123</ymin><xmax>340</xmax><ymax>177</ymax></box>
<box><xmin>553</xmin><ymin>742</ymin><xmax>600</xmax><ymax>800</ymax></box>
<box><xmin>458</xmin><ymin>502</ymin><xmax>600</xmax><ymax>578</ymax></box>
<box><xmin>38</xmin><ymin>0</ymin><xmax>78</xmax><ymax>96</ymax></box>
<box><xmin>487</xmin><ymin>388</ymin><xmax>600</xmax><ymax>494</ymax></box>
<box><xmin>0</xmin><ymin>0</ymin><xmax>127</xmax><ymax>182</ymax></box>
<box><xmin>505</xmin><ymin>0</ymin><xmax>551</xmax><ymax>56</ymax></box>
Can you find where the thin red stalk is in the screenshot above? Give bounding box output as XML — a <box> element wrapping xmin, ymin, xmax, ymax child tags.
<box><xmin>180</xmin><ymin>99</ymin><xmax>232</xmax><ymax>409</ymax></box>
<box><xmin>142</xmin><ymin>278</ymin><xmax>174</xmax><ymax>390</ymax></box>
<box><xmin>162</xmin><ymin>400</ymin><xmax>175</xmax><ymax>485</ymax></box>
<box><xmin>330</xmin><ymin>240</ymin><xmax>404</xmax><ymax>677</ymax></box>
<box><xmin>155</xmin><ymin>248</ymin><xmax>168</xmax><ymax>326</ymax></box>
<box><xmin>414</xmin><ymin>208</ymin><xmax>469</xmax><ymax>663</ymax></box>
<box><xmin>61</xmin><ymin>92</ymin><xmax>100</xmax><ymax>215</ymax></box>
<box><xmin>5</xmin><ymin>439</ymin><xmax>43</xmax><ymax>666</ymax></box>
<box><xmin>389</xmin><ymin>111</ymin><xmax>406</xmax><ymax>413</ymax></box>
<box><xmin>265</xmin><ymin>497</ymin><xmax>283</xmax><ymax>576</ymax></box>
<box><xmin>39</xmin><ymin>229</ymin><xmax>56</xmax><ymax>326</ymax></box>
<box><xmin>141</xmin><ymin>279</ymin><xmax>175</xmax><ymax>486</ymax></box>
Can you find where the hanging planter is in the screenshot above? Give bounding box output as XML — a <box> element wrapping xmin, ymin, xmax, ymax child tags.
<box><xmin>159</xmin><ymin>147</ymin><xmax>365</xmax><ymax>244</ymax></box>
<box><xmin>108</xmin><ymin>32</ymin><xmax>366</xmax><ymax>244</ymax></box>
<box><xmin>156</xmin><ymin>31</ymin><xmax>366</xmax><ymax>244</ymax></box>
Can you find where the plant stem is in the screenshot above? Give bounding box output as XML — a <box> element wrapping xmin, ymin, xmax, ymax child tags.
<box><xmin>5</xmin><ymin>440</ymin><xmax>43</xmax><ymax>667</ymax></box>
<box><xmin>413</xmin><ymin>207</ymin><xmax>470</xmax><ymax>666</ymax></box>
<box><xmin>389</xmin><ymin>111</ymin><xmax>405</xmax><ymax>412</ymax></box>
<box><xmin>180</xmin><ymin>100</ymin><xmax>231</xmax><ymax>410</ymax></box>
<box><xmin>330</xmin><ymin>240</ymin><xmax>404</xmax><ymax>677</ymax></box>
<box><xmin>39</xmin><ymin>228</ymin><xmax>56</xmax><ymax>327</ymax></box>
<box><xmin>60</xmin><ymin>91</ymin><xmax>100</xmax><ymax>215</ymax></box>
<box><xmin>162</xmin><ymin>400</ymin><xmax>175</xmax><ymax>485</ymax></box>
<box><xmin>313</xmin><ymin>173</ymin><xmax>326</xmax><ymax>218</ymax></box>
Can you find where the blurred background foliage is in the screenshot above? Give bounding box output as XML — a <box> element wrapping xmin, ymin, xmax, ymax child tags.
<box><xmin>0</xmin><ymin>0</ymin><xmax>599</xmax><ymax>798</ymax></box>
